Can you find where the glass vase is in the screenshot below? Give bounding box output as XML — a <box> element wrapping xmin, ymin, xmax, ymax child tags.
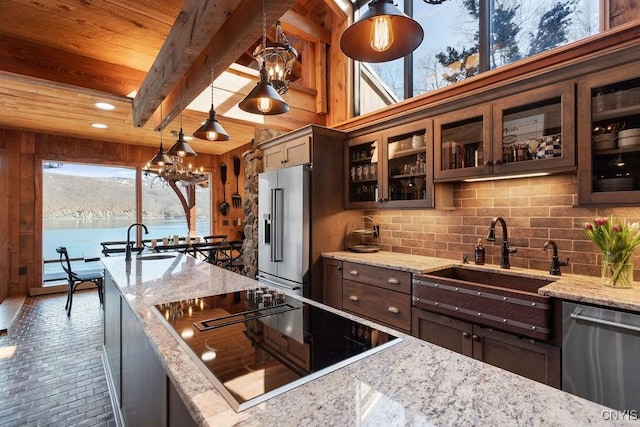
<box><xmin>601</xmin><ymin>252</ymin><xmax>635</xmax><ymax>288</ymax></box>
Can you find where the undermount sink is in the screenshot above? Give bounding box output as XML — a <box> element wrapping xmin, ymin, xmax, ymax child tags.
<box><xmin>135</xmin><ymin>254</ymin><xmax>176</xmax><ymax>261</ymax></box>
<box><xmin>413</xmin><ymin>266</ymin><xmax>556</xmax><ymax>340</ymax></box>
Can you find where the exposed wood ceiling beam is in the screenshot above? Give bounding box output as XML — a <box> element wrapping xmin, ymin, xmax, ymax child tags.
<box><xmin>280</xmin><ymin>10</ymin><xmax>332</xmax><ymax>43</ymax></box>
<box><xmin>133</xmin><ymin>0</ymin><xmax>299</xmax><ymax>130</ymax></box>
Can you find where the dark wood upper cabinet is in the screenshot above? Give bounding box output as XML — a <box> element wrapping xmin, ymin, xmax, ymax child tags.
<box><xmin>345</xmin><ymin>120</ymin><xmax>434</xmax><ymax>209</ymax></box>
<box><xmin>433</xmin><ymin>81</ymin><xmax>576</xmax><ymax>182</ymax></box>
<box><xmin>577</xmin><ymin>61</ymin><xmax>640</xmax><ymax>205</ymax></box>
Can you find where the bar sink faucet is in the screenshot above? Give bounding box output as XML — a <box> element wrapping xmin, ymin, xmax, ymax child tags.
<box><xmin>126</xmin><ymin>223</ymin><xmax>148</xmax><ymax>261</ymax></box>
<box><xmin>486</xmin><ymin>217</ymin><xmax>517</xmax><ymax>269</ymax></box>
<box><xmin>543</xmin><ymin>240</ymin><xmax>570</xmax><ymax>276</ymax></box>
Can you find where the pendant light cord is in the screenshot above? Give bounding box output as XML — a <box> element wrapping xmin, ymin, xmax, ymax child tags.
<box><xmin>159</xmin><ymin>104</ymin><xmax>163</xmax><ymax>145</ymax></box>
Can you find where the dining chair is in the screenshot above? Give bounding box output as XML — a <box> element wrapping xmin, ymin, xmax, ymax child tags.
<box><xmin>56</xmin><ymin>247</ymin><xmax>104</xmax><ymax>317</ymax></box>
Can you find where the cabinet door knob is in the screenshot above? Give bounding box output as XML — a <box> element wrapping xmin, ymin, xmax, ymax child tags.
<box><xmin>387</xmin><ymin>278</ymin><xmax>399</xmax><ymax>285</ymax></box>
<box><xmin>483</xmin><ymin>160</ymin><xmax>492</xmax><ymax>167</ymax></box>
<box><xmin>462</xmin><ymin>332</ymin><xmax>470</xmax><ymax>339</ymax></box>
<box><xmin>349</xmin><ymin>295</ymin><xmax>359</xmax><ymax>302</ymax></box>
<box><xmin>336</xmin><ymin>266</ymin><xmax>342</xmax><ymax>271</ymax></box>
<box><xmin>493</xmin><ymin>159</ymin><xmax>502</xmax><ymax>165</ymax></box>
<box><xmin>387</xmin><ymin>306</ymin><xmax>399</xmax><ymax>314</ymax></box>
<box><xmin>472</xmin><ymin>334</ymin><xmax>480</xmax><ymax>341</ymax></box>
<box><xmin>349</xmin><ymin>270</ymin><xmax>359</xmax><ymax>276</ymax></box>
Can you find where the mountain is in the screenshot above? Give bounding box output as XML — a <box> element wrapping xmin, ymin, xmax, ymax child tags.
<box><xmin>43</xmin><ymin>173</ymin><xmax>210</xmax><ymax>220</ymax></box>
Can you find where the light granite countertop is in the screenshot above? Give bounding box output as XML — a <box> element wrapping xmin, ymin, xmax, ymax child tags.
<box><xmin>102</xmin><ymin>253</ymin><xmax>631</xmax><ymax>426</ymax></box>
<box><xmin>323</xmin><ymin>251</ymin><xmax>640</xmax><ymax>312</ymax></box>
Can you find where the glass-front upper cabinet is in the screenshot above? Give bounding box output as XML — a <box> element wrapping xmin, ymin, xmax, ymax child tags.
<box><xmin>492</xmin><ymin>81</ymin><xmax>575</xmax><ymax>176</ymax></box>
<box><xmin>345</xmin><ymin>120</ymin><xmax>433</xmax><ymax>209</ymax></box>
<box><xmin>434</xmin><ymin>104</ymin><xmax>492</xmax><ymax>181</ymax></box>
<box><xmin>578</xmin><ymin>62</ymin><xmax>640</xmax><ymax>205</ymax></box>
<box><xmin>346</xmin><ymin>132</ymin><xmax>382</xmax><ymax>208</ymax></box>
<box><xmin>434</xmin><ymin>82</ymin><xmax>575</xmax><ymax>181</ymax></box>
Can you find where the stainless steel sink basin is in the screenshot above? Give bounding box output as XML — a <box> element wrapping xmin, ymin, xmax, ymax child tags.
<box><xmin>413</xmin><ymin>266</ymin><xmax>555</xmax><ymax>340</ymax></box>
<box><xmin>135</xmin><ymin>254</ymin><xmax>176</xmax><ymax>261</ymax></box>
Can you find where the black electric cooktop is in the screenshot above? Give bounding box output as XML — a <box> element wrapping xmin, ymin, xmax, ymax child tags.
<box><xmin>153</xmin><ymin>287</ymin><xmax>401</xmax><ymax>411</ymax></box>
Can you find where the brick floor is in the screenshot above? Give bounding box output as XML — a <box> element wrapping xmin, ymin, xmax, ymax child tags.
<box><xmin>0</xmin><ymin>290</ymin><xmax>116</xmax><ymax>427</ymax></box>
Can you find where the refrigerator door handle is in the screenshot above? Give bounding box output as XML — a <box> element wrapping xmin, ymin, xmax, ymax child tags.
<box><xmin>271</xmin><ymin>188</ymin><xmax>284</xmax><ymax>262</ymax></box>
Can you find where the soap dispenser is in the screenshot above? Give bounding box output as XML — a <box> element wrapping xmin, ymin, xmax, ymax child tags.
<box><xmin>474</xmin><ymin>238</ymin><xmax>485</xmax><ymax>265</ymax></box>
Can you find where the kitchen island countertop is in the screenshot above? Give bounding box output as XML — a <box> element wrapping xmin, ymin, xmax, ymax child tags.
<box><xmin>102</xmin><ymin>253</ymin><xmax>629</xmax><ymax>426</ymax></box>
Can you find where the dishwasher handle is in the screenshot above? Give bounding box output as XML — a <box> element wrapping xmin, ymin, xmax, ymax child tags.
<box><xmin>570</xmin><ymin>307</ymin><xmax>640</xmax><ymax>333</ymax></box>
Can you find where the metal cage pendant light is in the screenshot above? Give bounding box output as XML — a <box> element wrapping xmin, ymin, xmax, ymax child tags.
<box><xmin>193</xmin><ymin>41</ymin><xmax>230</xmax><ymax>141</ymax></box>
<box><xmin>253</xmin><ymin>20</ymin><xmax>298</xmax><ymax>95</ymax></box>
<box><xmin>340</xmin><ymin>0</ymin><xmax>424</xmax><ymax>63</ymax></box>
<box><xmin>238</xmin><ymin>0</ymin><xmax>289</xmax><ymax>115</ymax></box>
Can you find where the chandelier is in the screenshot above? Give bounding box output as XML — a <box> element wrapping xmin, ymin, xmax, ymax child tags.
<box><xmin>253</xmin><ymin>20</ymin><xmax>298</xmax><ymax>95</ymax></box>
<box><xmin>144</xmin><ymin>106</ymin><xmax>208</xmax><ymax>187</ymax></box>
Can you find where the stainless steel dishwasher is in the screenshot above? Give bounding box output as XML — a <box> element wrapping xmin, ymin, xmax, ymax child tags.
<box><xmin>562</xmin><ymin>301</ymin><xmax>640</xmax><ymax>411</ymax></box>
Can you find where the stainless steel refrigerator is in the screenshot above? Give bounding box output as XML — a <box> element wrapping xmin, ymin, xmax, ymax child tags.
<box><xmin>257</xmin><ymin>165</ymin><xmax>310</xmax><ymax>296</ymax></box>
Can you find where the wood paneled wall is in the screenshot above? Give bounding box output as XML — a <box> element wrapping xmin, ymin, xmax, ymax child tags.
<box><xmin>0</xmin><ymin>127</ymin><xmax>248</xmax><ymax>299</ymax></box>
<box><xmin>211</xmin><ymin>143</ymin><xmax>252</xmax><ymax>241</ymax></box>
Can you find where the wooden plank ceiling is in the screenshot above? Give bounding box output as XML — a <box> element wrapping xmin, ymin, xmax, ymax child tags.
<box><xmin>0</xmin><ymin>0</ymin><xmax>341</xmax><ymax>155</ymax></box>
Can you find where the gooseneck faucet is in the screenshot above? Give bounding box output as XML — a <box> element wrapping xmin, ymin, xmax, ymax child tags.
<box><xmin>543</xmin><ymin>240</ymin><xmax>570</xmax><ymax>276</ymax></box>
<box><xmin>486</xmin><ymin>217</ymin><xmax>517</xmax><ymax>269</ymax></box>
<box><xmin>125</xmin><ymin>223</ymin><xmax>148</xmax><ymax>261</ymax></box>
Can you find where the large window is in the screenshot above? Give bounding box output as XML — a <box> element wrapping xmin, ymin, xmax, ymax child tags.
<box><xmin>357</xmin><ymin>0</ymin><xmax>600</xmax><ymax>115</ymax></box>
<box><xmin>43</xmin><ymin>161</ymin><xmax>211</xmax><ymax>285</ymax></box>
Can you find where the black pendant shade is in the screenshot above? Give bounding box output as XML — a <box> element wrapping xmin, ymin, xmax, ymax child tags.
<box><xmin>148</xmin><ymin>142</ymin><xmax>173</xmax><ymax>167</ymax></box>
<box><xmin>340</xmin><ymin>0</ymin><xmax>424</xmax><ymax>63</ymax></box>
<box><xmin>193</xmin><ymin>107</ymin><xmax>230</xmax><ymax>141</ymax></box>
<box><xmin>167</xmin><ymin>128</ymin><xmax>197</xmax><ymax>157</ymax></box>
<box><xmin>238</xmin><ymin>65</ymin><xmax>290</xmax><ymax>115</ymax></box>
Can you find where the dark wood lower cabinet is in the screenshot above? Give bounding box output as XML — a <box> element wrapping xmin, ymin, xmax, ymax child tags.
<box><xmin>412</xmin><ymin>308</ymin><xmax>560</xmax><ymax>388</ymax></box>
<box><xmin>104</xmin><ymin>275</ymin><xmax>197</xmax><ymax>427</ymax></box>
<box><xmin>322</xmin><ymin>258</ymin><xmax>343</xmax><ymax>309</ymax></box>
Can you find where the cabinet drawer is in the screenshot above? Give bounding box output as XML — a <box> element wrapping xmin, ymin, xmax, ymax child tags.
<box><xmin>342</xmin><ymin>279</ymin><xmax>411</xmax><ymax>332</ymax></box>
<box><xmin>342</xmin><ymin>261</ymin><xmax>411</xmax><ymax>294</ymax></box>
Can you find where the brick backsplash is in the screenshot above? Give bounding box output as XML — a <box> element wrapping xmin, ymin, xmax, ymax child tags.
<box><xmin>366</xmin><ymin>174</ymin><xmax>640</xmax><ymax>279</ymax></box>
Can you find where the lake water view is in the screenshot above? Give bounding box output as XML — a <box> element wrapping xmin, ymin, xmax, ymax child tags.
<box><xmin>43</xmin><ymin>217</ymin><xmax>208</xmax><ymax>280</ymax></box>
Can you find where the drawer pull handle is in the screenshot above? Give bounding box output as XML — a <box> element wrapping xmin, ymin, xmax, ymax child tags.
<box><xmin>472</xmin><ymin>334</ymin><xmax>480</xmax><ymax>342</ymax></box>
<box><xmin>462</xmin><ymin>332</ymin><xmax>470</xmax><ymax>339</ymax></box>
<box><xmin>349</xmin><ymin>295</ymin><xmax>359</xmax><ymax>302</ymax></box>
<box><xmin>387</xmin><ymin>278</ymin><xmax>399</xmax><ymax>284</ymax></box>
<box><xmin>349</xmin><ymin>270</ymin><xmax>359</xmax><ymax>276</ymax></box>
<box><xmin>387</xmin><ymin>306</ymin><xmax>399</xmax><ymax>314</ymax></box>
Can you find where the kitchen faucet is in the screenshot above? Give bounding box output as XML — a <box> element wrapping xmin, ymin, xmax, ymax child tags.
<box><xmin>543</xmin><ymin>240</ymin><xmax>570</xmax><ymax>276</ymax></box>
<box><xmin>486</xmin><ymin>217</ymin><xmax>517</xmax><ymax>269</ymax></box>
<box><xmin>125</xmin><ymin>223</ymin><xmax>148</xmax><ymax>261</ymax></box>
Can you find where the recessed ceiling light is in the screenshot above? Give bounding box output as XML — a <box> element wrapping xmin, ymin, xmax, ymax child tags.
<box><xmin>94</xmin><ymin>102</ymin><xmax>115</xmax><ymax>111</ymax></box>
<box><xmin>91</xmin><ymin>123</ymin><xmax>108</xmax><ymax>129</ymax></box>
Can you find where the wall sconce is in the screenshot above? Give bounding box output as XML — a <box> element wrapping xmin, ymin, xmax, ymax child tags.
<box><xmin>340</xmin><ymin>0</ymin><xmax>424</xmax><ymax>63</ymax></box>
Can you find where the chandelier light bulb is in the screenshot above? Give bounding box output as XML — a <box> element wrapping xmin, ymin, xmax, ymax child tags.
<box><xmin>370</xmin><ymin>15</ymin><xmax>394</xmax><ymax>52</ymax></box>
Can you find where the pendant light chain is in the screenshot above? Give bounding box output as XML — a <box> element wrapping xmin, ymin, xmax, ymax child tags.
<box><xmin>210</xmin><ymin>39</ymin><xmax>215</xmax><ymax>106</ymax></box>
<box><xmin>261</xmin><ymin>0</ymin><xmax>267</xmax><ymax>65</ymax></box>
